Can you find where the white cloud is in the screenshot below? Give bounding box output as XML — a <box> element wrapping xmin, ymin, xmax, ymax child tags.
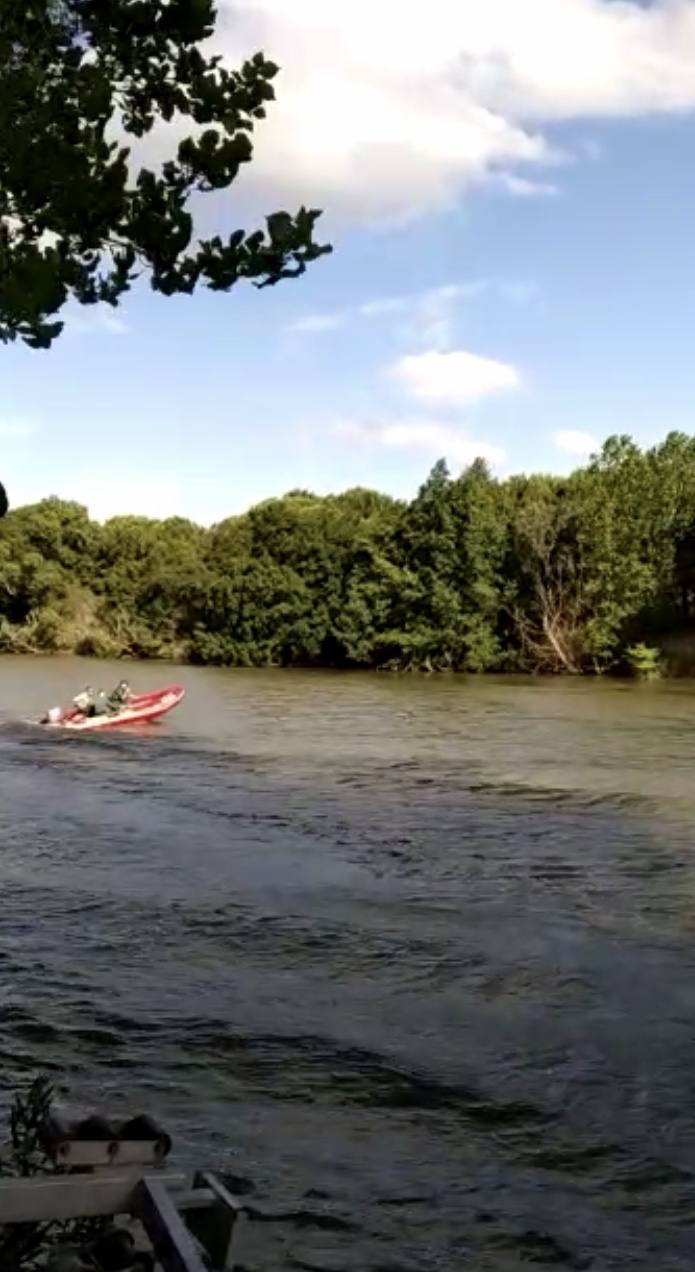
<box><xmin>497</xmin><ymin>279</ymin><xmax>539</xmax><ymax>305</ymax></box>
<box><xmin>98</xmin><ymin>313</ymin><xmax>129</xmax><ymax>336</ymax></box>
<box><xmin>364</xmin><ymin>278</ymin><xmax>532</xmax><ymax>321</ymax></box>
<box><xmin>335</xmin><ymin>415</ymin><xmax>505</xmax><ymax>468</ymax></box>
<box><xmin>401</xmin><ymin>282</ymin><xmax>490</xmax><ymax>350</ymax></box>
<box><xmin>89</xmin><ymin>477</ymin><xmax>181</xmax><ymax>522</ymax></box>
<box><xmin>65</xmin><ymin>307</ymin><xmax>129</xmax><ymax>337</ymax></box>
<box><xmin>209</xmin><ymin>0</ymin><xmax>695</xmax><ymax>222</ymax></box>
<box><xmin>289</xmin><ymin>278</ymin><xmax>494</xmax><ymax>344</ymax></box>
<box><xmin>359</xmin><ymin>297</ymin><xmax>409</xmax><ymax>317</ymax></box>
<box><xmin>0</xmin><ymin>418</ymin><xmax>36</xmax><ymax>441</ymax></box>
<box><xmin>290</xmin><ymin>293</ymin><xmax>415</xmax><ymax>333</ymax></box>
<box><xmin>577</xmin><ymin>137</ymin><xmax>603</xmax><ymax>161</ymax></box>
<box><xmin>553</xmin><ymin>429</ymin><xmax>599</xmax><ymax>455</ymax></box>
<box><xmin>10</xmin><ymin>475</ymin><xmax>181</xmax><ymax>523</ymax></box>
<box><xmin>411</xmin><ymin>287</ymin><xmax>458</xmax><ymax>350</ymax></box>
<box><xmin>391</xmin><ymin>348</ymin><xmax>521</xmax><ymax>406</ymax></box>
<box><xmin>288</xmin><ymin>311</ymin><xmax>345</xmax><ymax>332</ymax></box>
<box><xmin>497</xmin><ymin>173</ymin><xmax>560</xmax><ymax>198</ymax></box>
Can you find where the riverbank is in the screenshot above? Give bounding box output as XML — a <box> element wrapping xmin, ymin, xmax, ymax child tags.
<box><xmin>2</xmin><ymin>627</ymin><xmax>694</xmax><ymax>678</ymax></box>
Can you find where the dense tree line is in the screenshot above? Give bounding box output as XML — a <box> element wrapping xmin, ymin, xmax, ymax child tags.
<box><xmin>3</xmin><ymin>433</ymin><xmax>695</xmax><ymax>674</ymax></box>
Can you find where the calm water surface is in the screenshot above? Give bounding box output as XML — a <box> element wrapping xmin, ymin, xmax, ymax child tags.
<box><xmin>2</xmin><ymin>658</ymin><xmax>695</xmax><ymax>1269</ymax></box>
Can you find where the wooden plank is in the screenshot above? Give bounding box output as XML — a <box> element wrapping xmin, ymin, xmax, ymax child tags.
<box><xmin>196</xmin><ymin>1172</ymin><xmax>245</xmax><ymax>1216</ymax></box>
<box><xmin>136</xmin><ymin>1177</ymin><xmax>209</xmax><ymax>1272</ymax></box>
<box><xmin>0</xmin><ymin>1171</ymin><xmax>187</xmax><ymax>1225</ymax></box>
<box><xmin>198</xmin><ymin>1171</ymin><xmax>248</xmax><ymax>1270</ymax></box>
<box><xmin>186</xmin><ymin>1172</ymin><xmax>245</xmax><ymax>1270</ymax></box>
<box><xmin>173</xmin><ymin>1187</ymin><xmax>216</xmax><ymax>1212</ymax></box>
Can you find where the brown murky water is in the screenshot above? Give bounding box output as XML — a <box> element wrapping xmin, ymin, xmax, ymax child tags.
<box><xmin>2</xmin><ymin>658</ymin><xmax>695</xmax><ymax>1269</ymax></box>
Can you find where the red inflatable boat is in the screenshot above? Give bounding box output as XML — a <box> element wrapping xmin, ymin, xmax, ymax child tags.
<box><xmin>43</xmin><ymin>685</ymin><xmax>185</xmax><ymax>731</ymax></box>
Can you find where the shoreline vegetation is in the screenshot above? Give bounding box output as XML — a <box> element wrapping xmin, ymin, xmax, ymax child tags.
<box><xmin>5</xmin><ymin>434</ymin><xmax>695</xmax><ymax>678</ymax></box>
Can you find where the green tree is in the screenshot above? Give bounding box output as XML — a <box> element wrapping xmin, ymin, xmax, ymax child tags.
<box><xmin>448</xmin><ymin>459</ymin><xmax>507</xmax><ymax>671</ymax></box>
<box><xmin>323</xmin><ymin>490</ymin><xmax>405</xmax><ymax>666</ymax></box>
<box><xmin>95</xmin><ymin>514</ymin><xmax>205</xmax><ymax>655</ymax></box>
<box><xmin>0</xmin><ymin>498</ymin><xmax>98</xmax><ymax>649</ymax></box>
<box><xmin>576</xmin><ymin>436</ymin><xmax>660</xmax><ymax>663</ymax></box>
<box><xmin>391</xmin><ymin>459</ymin><xmax>507</xmax><ymax>672</ymax></box>
<box><xmin>645</xmin><ymin>432</ymin><xmax>695</xmax><ymax>623</ymax></box>
<box><xmin>0</xmin><ymin>0</ymin><xmax>331</xmax><ymax>350</ymax></box>
<box><xmin>3</xmin><ymin>437</ymin><xmax>695</xmax><ymax>675</ymax></box>
<box><xmin>506</xmin><ymin>474</ymin><xmax>586</xmax><ymax>673</ymax></box>
<box><xmin>507</xmin><ymin>439</ymin><xmax>664</xmax><ymax>672</ymax></box>
<box><xmin>393</xmin><ymin>460</ymin><xmax>464</xmax><ymax>670</ymax></box>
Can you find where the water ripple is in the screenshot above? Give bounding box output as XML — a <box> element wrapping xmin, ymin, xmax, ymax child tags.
<box><xmin>1</xmin><ymin>666</ymin><xmax>695</xmax><ymax>1268</ymax></box>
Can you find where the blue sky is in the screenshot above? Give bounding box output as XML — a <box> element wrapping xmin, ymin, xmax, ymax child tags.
<box><xmin>5</xmin><ymin>0</ymin><xmax>695</xmax><ymax>524</ymax></box>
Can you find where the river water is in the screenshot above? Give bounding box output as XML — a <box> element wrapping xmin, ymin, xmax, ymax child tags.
<box><xmin>2</xmin><ymin>658</ymin><xmax>695</xmax><ymax>1269</ymax></box>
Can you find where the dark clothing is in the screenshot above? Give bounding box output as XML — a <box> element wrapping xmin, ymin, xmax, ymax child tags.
<box><xmin>107</xmin><ymin>684</ymin><xmax>130</xmax><ymax>713</ymax></box>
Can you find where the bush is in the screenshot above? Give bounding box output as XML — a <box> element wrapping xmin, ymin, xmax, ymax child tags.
<box><xmin>626</xmin><ymin>642</ymin><xmax>662</xmax><ymax>680</ymax></box>
<box><xmin>0</xmin><ymin>1077</ymin><xmax>110</xmax><ymax>1269</ymax></box>
<box><xmin>74</xmin><ymin>630</ymin><xmax>123</xmax><ymax>659</ymax></box>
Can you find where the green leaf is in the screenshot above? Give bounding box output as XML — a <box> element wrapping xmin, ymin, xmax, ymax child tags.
<box><xmin>0</xmin><ymin>1</ymin><xmax>331</xmax><ymax>348</ymax></box>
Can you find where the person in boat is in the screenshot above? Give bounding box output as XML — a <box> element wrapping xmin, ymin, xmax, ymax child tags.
<box><xmin>71</xmin><ymin>686</ymin><xmax>107</xmax><ymax>718</ymax></box>
<box><xmin>92</xmin><ymin>689</ymin><xmax>109</xmax><ymax>716</ymax></box>
<box><xmin>72</xmin><ymin>686</ymin><xmax>95</xmax><ymax>716</ymax></box>
<box><xmin>107</xmin><ymin>680</ymin><xmax>131</xmax><ymax>713</ymax></box>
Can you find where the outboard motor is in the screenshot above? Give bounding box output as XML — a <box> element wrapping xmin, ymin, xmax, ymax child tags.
<box><xmin>42</xmin><ymin>706</ymin><xmax>64</xmax><ymax>725</ymax></box>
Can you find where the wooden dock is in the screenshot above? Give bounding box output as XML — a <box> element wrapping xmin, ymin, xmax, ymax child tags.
<box><xmin>0</xmin><ymin>1108</ymin><xmax>247</xmax><ymax>1271</ymax></box>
